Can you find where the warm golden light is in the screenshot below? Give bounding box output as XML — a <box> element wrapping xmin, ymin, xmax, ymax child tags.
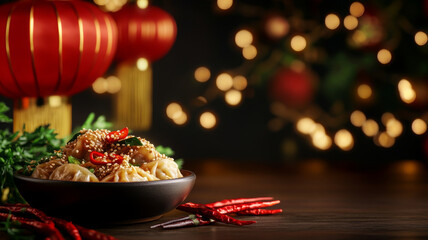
<box><xmin>48</xmin><ymin>96</ymin><xmax>62</xmax><ymax>108</ymax></box>
<box><xmin>225</xmin><ymin>90</ymin><xmax>242</xmax><ymax>106</ymax></box>
<box><xmin>381</xmin><ymin>112</ymin><xmax>394</xmax><ymax>126</ymax></box>
<box><xmin>357</xmin><ymin>84</ymin><xmax>372</xmax><ymax>99</ymax></box>
<box><xmin>352</xmin><ymin>30</ymin><xmax>367</xmax><ymax>44</ymax></box>
<box><xmin>235</xmin><ymin>29</ymin><xmax>253</xmax><ymax>48</ymax></box>
<box><xmin>166</xmin><ymin>102</ymin><xmax>183</xmax><ymax>119</ymax></box>
<box><xmin>350</xmin><ymin>110</ymin><xmax>366</xmax><ymax>127</ymax></box>
<box><xmin>412</xmin><ymin>118</ymin><xmax>427</xmax><ymax>135</ymax></box>
<box><xmin>415</xmin><ymin>31</ymin><xmax>428</xmax><ymax>46</ymax></box>
<box><xmin>242</xmin><ymin>45</ymin><xmax>257</xmax><ymax>60</ymax></box>
<box><xmin>266</xmin><ymin>16</ymin><xmax>289</xmax><ymax>39</ymax></box>
<box><xmin>217</xmin><ymin>0</ymin><xmax>233</xmax><ymax>10</ymax></box>
<box><xmin>334</xmin><ymin>129</ymin><xmax>354</xmax><ymax>151</ymax></box>
<box><xmin>92</xmin><ymin>77</ymin><xmax>108</xmax><ymax>94</ymax></box>
<box><xmin>362</xmin><ymin>119</ymin><xmax>379</xmax><ymax>137</ymax></box>
<box><xmin>233</xmin><ymin>75</ymin><xmax>248</xmax><ymax>90</ymax></box>
<box><xmin>377</xmin><ymin>49</ymin><xmax>392</xmax><ymax>64</ymax></box>
<box><xmin>290</xmin><ymin>35</ymin><xmax>307</xmax><ymax>52</ymax></box>
<box><xmin>136</xmin><ymin>58</ymin><xmax>149</xmax><ymax>71</ymax></box>
<box><xmin>344</xmin><ymin>15</ymin><xmax>358</xmax><ymax>30</ymax></box>
<box><xmin>350</xmin><ymin>2</ymin><xmax>365</xmax><ymax>17</ymax></box>
<box><xmin>106</xmin><ymin>76</ymin><xmax>121</xmax><ymax>94</ymax></box>
<box><xmin>173</xmin><ymin>111</ymin><xmax>188</xmax><ymax>125</ymax></box>
<box><xmin>194</xmin><ymin>66</ymin><xmax>211</xmax><ymax>82</ymax></box>
<box><xmin>94</xmin><ymin>0</ymin><xmax>108</xmax><ymax>6</ymax></box>
<box><xmin>200</xmin><ymin>112</ymin><xmax>217</xmax><ymax>129</ymax></box>
<box><xmin>377</xmin><ymin>132</ymin><xmax>395</xmax><ymax>148</ymax></box>
<box><xmin>296</xmin><ymin>117</ymin><xmax>316</xmax><ymax>134</ymax></box>
<box><xmin>386</xmin><ymin>118</ymin><xmax>403</xmax><ymax>138</ymax></box>
<box><xmin>216</xmin><ymin>73</ymin><xmax>234</xmax><ymax>91</ymax></box>
<box><xmin>312</xmin><ymin>132</ymin><xmax>332</xmax><ymax>150</ymax></box>
<box><xmin>137</xmin><ymin>0</ymin><xmax>149</xmax><ymax>9</ymax></box>
<box><xmin>325</xmin><ymin>14</ymin><xmax>340</xmax><ymax>30</ymax></box>
<box><xmin>398</xmin><ymin>79</ymin><xmax>416</xmax><ymax>104</ymax></box>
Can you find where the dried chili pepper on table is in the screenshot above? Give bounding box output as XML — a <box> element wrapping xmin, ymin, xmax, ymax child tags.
<box><xmin>236</xmin><ymin>209</ymin><xmax>283</xmax><ymax>215</ymax></box>
<box><xmin>0</xmin><ymin>212</ymin><xmax>64</xmax><ymax>240</ymax></box>
<box><xmin>214</xmin><ymin>200</ymin><xmax>280</xmax><ymax>214</ymax></box>
<box><xmin>204</xmin><ymin>197</ymin><xmax>274</xmax><ymax>208</ymax></box>
<box><xmin>0</xmin><ymin>204</ymin><xmax>117</xmax><ymax>240</ymax></box>
<box><xmin>177</xmin><ymin>203</ymin><xmax>256</xmax><ymax>226</ymax></box>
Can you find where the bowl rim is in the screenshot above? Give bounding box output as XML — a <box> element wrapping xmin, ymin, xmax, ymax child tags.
<box><xmin>14</xmin><ymin>169</ymin><xmax>195</xmax><ymax>186</ymax></box>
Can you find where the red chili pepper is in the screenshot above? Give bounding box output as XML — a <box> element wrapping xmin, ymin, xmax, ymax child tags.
<box><xmin>204</xmin><ymin>197</ymin><xmax>274</xmax><ymax>208</ymax></box>
<box><xmin>90</xmin><ymin>151</ymin><xmax>124</xmax><ymax>165</ymax></box>
<box><xmin>0</xmin><ymin>212</ymin><xmax>64</xmax><ymax>240</ymax></box>
<box><xmin>214</xmin><ymin>200</ymin><xmax>280</xmax><ymax>214</ymax></box>
<box><xmin>105</xmin><ymin>127</ymin><xmax>128</xmax><ymax>144</ymax></box>
<box><xmin>236</xmin><ymin>209</ymin><xmax>283</xmax><ymax>215</ymax></box>
<box><xmin>0</xmin><ymin>205</ymin><xmax>54</xmax><ymax>226</ymax></box>
<box><xmin>49</xmin><ymin>217</ymin><xmax>81</xmax><ymax>240</ymax></box>
<box><xmin>177</xmin><ymin>203</ymin><xmax>256</xmax><ymax>226</ymax></box>
<box><xmin>76</xmin><ymin>225</ymin><xmax>118</xmax><ymax>240</ymax></box>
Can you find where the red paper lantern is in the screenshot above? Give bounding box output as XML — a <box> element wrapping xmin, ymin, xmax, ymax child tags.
<box><xmin>112</xmin><ymin>5</ymin><xmax>177</xmax><ymax>62</ymax></box>
<box><xmin>270</xmin><ymin>67</ymin><xmax>315</xmax><ymax>108</ymax></box>
<box><xmin>0</xmin><ymin>0</ymin><xmax>118</xmax><ymax>98</ymax></box>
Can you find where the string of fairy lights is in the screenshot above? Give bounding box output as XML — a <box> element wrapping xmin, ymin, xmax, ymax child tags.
<box><xmin>91</xmin><ymin>0</ymin><xmax>428</xmax><ymax>153</ymax></box>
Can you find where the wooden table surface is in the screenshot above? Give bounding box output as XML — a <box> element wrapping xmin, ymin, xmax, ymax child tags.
<box><xmin>95</xmin><ymin>159</ymin><xmax>428</xmax><ymax>240</ymax></box>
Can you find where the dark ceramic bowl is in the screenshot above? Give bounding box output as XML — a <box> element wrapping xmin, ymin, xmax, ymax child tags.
<box><xmin>14</xmin><ymin>170</ymin><xmax>195</xmax><ymax>226</ymax></box>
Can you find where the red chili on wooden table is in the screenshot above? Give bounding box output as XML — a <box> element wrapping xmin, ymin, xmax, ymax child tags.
<box><xmin>164</xmin><ymin>197</ymin><xmax>283</xmax><ymax>229</ymax></box>
<box><xmin>90</xmin><ymin>151</ymin><xmax>124</xmax><ymax>165</ymax></box>
<box><xmin>0</xmin><ymin>204</ymin><xmax>118</xmax><ymax>240</ymax></box>
<box><xmin>105</xmin><ymin>127</ymin><xmax>128</xmax><ymax>144</ymax></box>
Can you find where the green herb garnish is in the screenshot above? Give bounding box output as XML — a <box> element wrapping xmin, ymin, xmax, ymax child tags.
<box><xmin>88</xmin><ymin>168</ymin><xmax>95</xmax><ymax>173</ymax></box>
<box><xmin>67</xmin><ymin>132</ymin><xmax>82</xmax><ymax>144</ymax></box>
<box><xmin>117</xmin><ymin>137</ymin><xmax>143</xmax><ymax>146</ymax></box>
<box><xmin>68</xmin><ymin>156</ymin><xmax>81</xmax><ymax>165</ymax></box>
<box><xmin>155</xmin><ymin>145</ymin><xmax>175</xmax><ymax>156</ymax></box>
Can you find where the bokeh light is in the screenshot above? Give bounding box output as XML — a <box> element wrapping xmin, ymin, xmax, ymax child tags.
<box><xmin>173</xmin><ymin>112</ymin><xmax>188</xmax><ymax>125</ymax></box>
<box><xmin>217</xmin><ymin>0</ymin><xmax>233</xmax><ymax>10</ymax></box>
<box><xmin>216</xmin><ymin>73</ymin><xmax>234</xmax><ymax>91</ymax></box>
<box><xmin>357</xmin><ymin>84</ymin><xmax>372</xmax><ymax>99</ymax></box>
<box><xmin>225</xmin><ymin>90</ymin><xmax>242</xmax><ymax>106</ymax></box>
<box><xmin>106</xmin><ymin>76</ymin><xmax>121</xmax><ymax>94</ymax></box>
<box><xmin>362</xmin><ymin>119</ymin><xmax>379</xmax><ymax>137</ymax></box>
<box><xmin>385</xmin><ymin>118</ymin><xmax>403</xmax><ymax>138</ymax></box>
<box><xmin>233</xmin><ymin>75</ymin><xmax>248</xmax><ymax>90</ymax></box>
<box><xmin>296</xmin><ymin>117</ymin><xmax>316</xmax><ymax>134</ymax></box>
<box><xmin>398</xmin><ymin>79</ymin><xmax>416</xmax><ymax>104</ymax></box>
<box><xmin>265</xmin><ymin>15</ymin><xmax>289</xmax><ymax>39</ymax></box>
<box><xmin>200</xmin><ymin>112</ymin><xmax>217</xmax><ymax>129</ymax></box>
<box><xmin>325</xmin><ymin>14</ymin><xmax>340</xmax><ymax>30</ymax></box>
<box><xmin>377</xmin><ymin>49</ymin><xmax>392</xmax><ymax>64</ymax></box>
<box><xmin>377</xmin><ymin>132</ymin><xmax>395</xmax><ymax>148</ymax></box>
<box><xmin>350</xmin><ymin>110</ymin><xmax>366</xmax><ymax>127</ymax></box>
<box><xmin>381</xmin><ymin>112</ymin><xmax>394</xmax><ymax>126</ymax></box>
<box><xmin>334</xmin><ymin>129</ymin><xmax>354</xmax><ymax>151</ymax></box>
<box><xmin>242</xmin><ymin>45</ymin><xmax>257</xmax><ymax>60</ymax></box>
<box><xmin>92</xmin><ymin>77</ymin><xmax>108</xmax><ymax>94</ymax></box>
<box><xmin>235</xmin><ymin>29</ymin><xmax>253</xmax><ymax>48</ymax></box>
<box><xmin>194</xmin><ymin>66</ymin><xmax>211</xmax><ymax>82</ymax></box>
<box><xmin>312</xmin><ymin>132</ymin><xmax>332</xmax><ymax>150</ymax></box>
<box><xmin>290</xmin><ymin>35</ymin><xmax>307</xmax><ymax>52</ymax></box>
<box><xmin>166</xmin><ymin>102</ymin><xmax>183</xmax><ymax>119</ymax></box>
<box><xmin>415</xmin><ymin>31</ymin><xmax>428</xmax><ymax>46</ymax></box>
<box><xmin>412</xmin><ymin>119</ymin><xmax>427</xmax><ymax>135</ymax></box>
<box><xmin>136</xmin><ymin>58</ymin><xmax>149</xmax><ymax>71</ymax></box>
<box><xmin>344</xmin><ymin>15</ymin><xmax>358</xmax><ymax>30</ymax></box>
<box><xmin>137</xmin><ymin>0</ymin><xmax>148</xmax><ymax>9</ymax></box>
<box><xmin>350</xmin><ymin>2</ymin><xmax>365</xmax><ymax>17</ymax></box>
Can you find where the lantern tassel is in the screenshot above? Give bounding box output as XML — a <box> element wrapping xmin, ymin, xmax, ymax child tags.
<box><xmin>114</xmin><ymin>62</ymin><xmax>152</xmax><ymax>131</ymax></box>
<box><xmin>13</xmin><ymin>96</ymin><xmax>71</xmax><ymax>138</ymax></box>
